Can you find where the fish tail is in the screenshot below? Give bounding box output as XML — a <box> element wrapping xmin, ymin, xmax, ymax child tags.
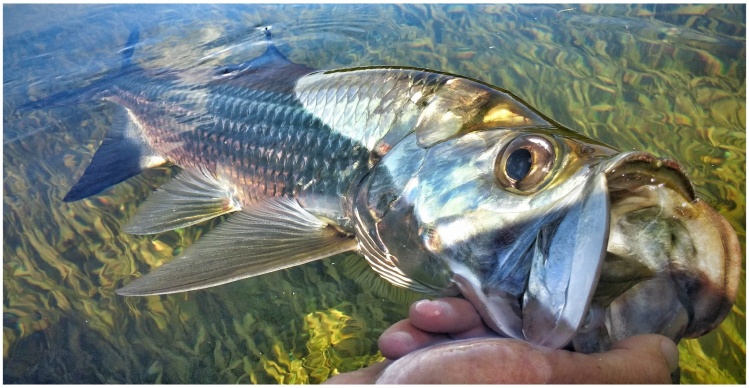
<box><xmin>21</xmin><ymin>27</ymin><xmax>141</xmax><ymax>112</ymax></box>
<box><xmin>120</xmin><ymin>26</ymin><xmax>140</xmax><ymax>69</ymax></box>
<box><xmin>60</xmin><ymin>27</ymin><xmax>167</xmax><ymax>202</ymax></box>
<box><xmin>19</xmin><ymin>80</ymin><xmax>103</xmax><ymax>111</ymax></box>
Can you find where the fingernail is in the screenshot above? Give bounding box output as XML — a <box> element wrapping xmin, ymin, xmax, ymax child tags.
<box><xmin>413</xmin><ymin>299</ymin><xmax>442</xmax><ymax>317</ymax></box>
<box><xmin>660</xmin><ymin>338</ymin><xmax>680</xmax><ymax>373</ymax></box>
<box><xmin>391</xmin><ymin>331</ymin><xmax>414</xmax><ymax>350</ymax></box>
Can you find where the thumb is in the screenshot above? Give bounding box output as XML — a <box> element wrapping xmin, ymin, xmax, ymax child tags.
<box><xmin>550</xmin><ymin>334</ymin><xmax>679</xmax><ymax>384</ymax></box>
<box><xmin>372</xmin><ymin>335</ymin><xmax>679</xmax><ymax>384</ymax></box>
<box><xmin>609</xmin><ymin>334</ymin><xmax>680</xmax><ymax>383</ymax></box>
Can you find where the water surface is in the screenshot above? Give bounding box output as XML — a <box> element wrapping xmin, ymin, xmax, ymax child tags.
<box><xmin>3</xmin><ymin>4</ymin><xmax>745</xmax><ymax>383</ymax></box>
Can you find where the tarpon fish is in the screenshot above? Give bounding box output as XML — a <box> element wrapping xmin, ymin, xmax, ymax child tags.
<box><xmin>32</xmin><ymin>30</ymin><xmax>740</xmax><ymax>352</ymax></box>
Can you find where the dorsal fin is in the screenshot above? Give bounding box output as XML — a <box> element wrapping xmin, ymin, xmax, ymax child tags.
<box><xmin>256</xmin><ymin>25</ymin><xmax>292</xmax><ymax>65</ymax></box>
<box><xmin>214</xmin><ymin>27</ymin><xmax>298</xmax><ymax>77</ymax></box>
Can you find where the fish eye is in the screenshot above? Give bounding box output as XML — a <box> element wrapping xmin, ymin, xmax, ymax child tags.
<box><xmin>495</xmin><ymin>135</ymin><xmax>556</xmax><ymax>194</ymax></box>
<box><xmin>506</xmin><ymin>148</ymin><xmax>532</xmax><ymax>181</ymax></box>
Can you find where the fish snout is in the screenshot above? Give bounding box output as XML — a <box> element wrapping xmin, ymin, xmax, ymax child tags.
<box><xmin>571</xmin><ymin>151</ymin><xmax>742</xmax><ymax>352</ymax></box>
<box><xmin>665</xmin><ymin>198</ymin><xmax>741</xmax><ymax>339</ymax></box>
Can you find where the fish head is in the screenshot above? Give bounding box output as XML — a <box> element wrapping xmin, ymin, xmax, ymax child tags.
<box><xmin>355</xmin><ymin>124</ymin><xmax>740</xmax><ymax>351</ymax></box>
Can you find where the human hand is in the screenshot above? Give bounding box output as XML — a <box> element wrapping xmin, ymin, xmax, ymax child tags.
<box><xmin>325</xmin><ymin>298</ymin><xmax>680</xmax><ymax>384</ymax></box>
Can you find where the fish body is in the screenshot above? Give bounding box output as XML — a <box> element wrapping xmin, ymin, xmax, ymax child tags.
<box><xmin>39</xmin><ymin>31</ymin><xmax>741</xmax><ymax>352</ymax></box>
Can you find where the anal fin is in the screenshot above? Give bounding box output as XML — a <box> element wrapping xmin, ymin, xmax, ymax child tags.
<box><xmin>116</xmin><ymin>196</ymin><xmax>358</xmax><ymax>296</ymax></box>
<box><xmin>63</xmin><ymin>105</ymin><xmax>165</xmax><ymax>202</ymax></box>
<box><xmin>124</xmin><ymin>166</ymin><xmax>241</xmax><ymax>235</ymax></box>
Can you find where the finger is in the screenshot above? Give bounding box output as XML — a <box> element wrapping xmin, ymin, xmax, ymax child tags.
<box><xmin>323</xmin><ymin>360</ymin><xmax>392</xmax><ymax>384</ymax></box>
<box><xmin>449</xmin><ymin>322</ymin><xmax>497</xmax><ymax>340</ymax></box>
<box><xmin>548</xmin><ymin>334</ymin><xmax>678</xmax><ymax>383</ymax></box>
<box><xmin>378</xmin><ymin>319</ymin><xmax>450</xmax><ymax>359</ymax></box>
<box><xmin>409</xmin><ymin>298</ymin><xmax>487</xmax><ymax>335</ymax></box>
<box><xmin>376</xmin><ymin>335</ymin><xmax>678</xmax><ymax>384</ymax></box>
<box><xmin>378</xmin><ymin>298</ymin><xmax>495</xmax><ymax>360</ymax></box>
<box><xmin>376</xmin><ymin>337</ymin><xmax>554</xmax><ymax>383</ymax></box>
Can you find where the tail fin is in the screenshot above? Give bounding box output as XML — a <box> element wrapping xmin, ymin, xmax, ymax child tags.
<box><xmin>63</xmin><ymin>27</ymin><xmax>170</xmax><ymax>201</ymax></box>
<box><xmin>20</xmin><ymin>80</ymin><xmax>103</xmax><ymax>111</ymax></box>
<box><xmin>120</xmin><ymin>27</ymin><xmax>139</xmax><ymax>69</ymax></box>
<box><xmin>41</xmin><ymin>27</ymin><xmax>165</xmax><ymax>202</ymax></box>
<box><xmin>21</xmin><ymin>27</ymin><xmax>141</xmax><ymax>111</ymax></box>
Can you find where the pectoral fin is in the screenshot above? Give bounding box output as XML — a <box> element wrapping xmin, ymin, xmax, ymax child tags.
<box><xmin>522</xmin><ymin>173</ymin><xmax>610</xmax><ymax>348</ymax></box>
<box><xmin>116</xmin><ymin>196</ymin><xmax>358</xmax><ymax>296</ymax></box>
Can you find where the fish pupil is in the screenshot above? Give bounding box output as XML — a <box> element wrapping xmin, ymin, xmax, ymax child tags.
<box><xmin>506</xmin><ymin>148</ymin><xmax>532</xmax><ymax>181</ymax></box>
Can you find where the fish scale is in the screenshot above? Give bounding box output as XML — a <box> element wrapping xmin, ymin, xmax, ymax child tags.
<box><xmin>110</xmin><ymin>73</ymin><xmax>372</xmax><ymax>209</ymax></box>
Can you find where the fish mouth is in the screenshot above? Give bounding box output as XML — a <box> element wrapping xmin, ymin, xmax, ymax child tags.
<box><xmin>521</xmin><ymin>152</ymin><xmax>740</xmax><ymax>351</ymax></box>
<box><xmin>581</xmin><ymin>152</ymin><xmax>740</xmax><ymax>351</ymax></box>
<box><xmin>602</xmin><ymin>151</ymin><xmax>695</xmax><ymax>205</ymax></box>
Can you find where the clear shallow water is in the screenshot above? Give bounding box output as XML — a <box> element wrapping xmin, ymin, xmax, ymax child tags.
<box><xmin>3</xmin><ymin>4</ymin><xmax>745</xmax><ymax>383</ymax></box>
